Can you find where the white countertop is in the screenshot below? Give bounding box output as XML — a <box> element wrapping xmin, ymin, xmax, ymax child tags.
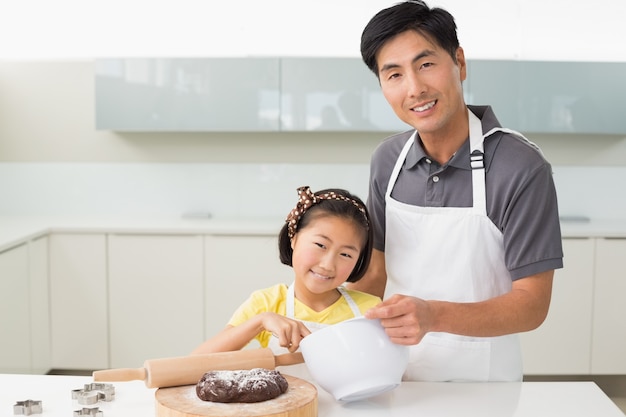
<box><xmin>1</xmin><ymin>215</ymin><xmax>625</xmax><ymax>253</ymax></box>
<box><xmin>0</xmin><ymin>215</ymin><xmax>281</xmax><ymax>252</ymax></box>
<box><xmin>2</xmin><ymin>373</ymin><xmax>624</xmax><ymax>417</ymax></box>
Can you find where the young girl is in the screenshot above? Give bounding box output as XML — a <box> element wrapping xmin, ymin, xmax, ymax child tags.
<box><xmin>191</xmin><ymin>186</ymin><xmax>381</xmax><ymax>356</ymax></box>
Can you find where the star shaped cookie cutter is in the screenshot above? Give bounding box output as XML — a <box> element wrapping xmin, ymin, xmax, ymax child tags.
<box><xmin>71</xmin><ymin>383</ymin><xmax>115</xmax><ymax>405</ymax></box>
<box><xmin>13</xmin><ymin>399</ymin><xmax>42</xmax><ymax>415</ymax></box>
<box><xmin>73</xmin><ymin>408</ymin><xmax>103</xmax><ymax>417</ymax></box>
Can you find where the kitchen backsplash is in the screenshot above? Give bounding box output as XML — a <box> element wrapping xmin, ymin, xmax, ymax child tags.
<box><xmin>1</xmin><ymin>163</ymin><xmax>624</xmax><ymax>221</ymax></box>
<box><xmin>0</xmin><ymin>163</ymin><xmax>369</xmax><ymax>219</ymax></box>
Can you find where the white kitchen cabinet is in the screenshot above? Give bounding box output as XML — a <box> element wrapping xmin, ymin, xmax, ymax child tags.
<box><xmin>0</xmin><ymin>238</ymin><xmax>50</xmax><ymax>374</ymax></box>
<box><xmin>203</xmin><ymin>235</ymin><xmax>292</xmax><ymax>341</ymax></box>
<box><xmin>95</xmin><ymin>58</ymin><xmax>281</xmax><ymax>131</ymax></box>
<box><xmin>49</xmin><ymin>234</ymin><xmax>108</xmax><ymax>370</ymax></box>
<box><xmin>591</xmin><ymin>238</ymin><xmax>626</xmax><ymax>374</ymax></box>
<box><xmin>467</xmin><ymin>60</ymin><xmax>626</xmax><ymax>134</ymax></box>
<box><xmin>28</xmin><ymin>237</ymin><xmax>51</xmax><ymax>374</ymax></box>
<box><xmin>280</xmin><ymin>58</ymin><xmax>408</xmax><ymax>132</ymax></box>
<box><xmin>95</xmin><ymin>57</ymin><xmax>626</xmax><ymax>133</ymax></box>
<box><xmin>95</xmin><ymin>57</ymin><xmax>410</xmax><ymax>132</ymax></box>
<box><xmin>520</xmin><ymin>238</ymin><xmax>595</xmax><ymax>375</ymax></box>
<box><xmin>6</xmin><ymin>223</ymin><xmax>623</xmax><ymax>376</ymax></box>
<box><xmin>108</xmin><ymin>234</ymin><xmax>204</xmax><ymax>367</ymax></box>
<box><xmin>0</xmin><ymin>244</ymin><xmax>31</xmax><ymax>373</ymax></box>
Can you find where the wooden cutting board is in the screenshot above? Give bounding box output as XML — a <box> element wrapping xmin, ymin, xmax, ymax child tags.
<box><xmin>155</xmin><ymin>375</ymin><xmax>318</xmax><ymax>417</ymax></box>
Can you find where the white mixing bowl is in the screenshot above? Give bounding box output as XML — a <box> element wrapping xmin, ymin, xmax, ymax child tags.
<box><xmin>299</xmin><ymin>316</ymin><xmax>409</xmax><ymax>402</ymax></box>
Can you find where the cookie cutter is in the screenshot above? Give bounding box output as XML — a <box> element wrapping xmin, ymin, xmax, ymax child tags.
<box><xmin>13</xmin><ymin>400</ymin><xmax>42</xmax><ymax>415</ymax></box>
<box><xmin>71</xmin><ymin>383</ymin><xmax>115</xmax><ymax>405</ymax></box>
<box><xmin>73</xmin><ymin>408</ymin><xmax>103</xmax><ymax>417</ymax></box>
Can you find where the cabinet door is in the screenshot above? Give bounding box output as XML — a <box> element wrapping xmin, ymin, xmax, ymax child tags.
<box><xmin>49</xmin><ymin>234</ymin><xmax>108</xmax><ymax>370</ymax></box>
<box><xmin>108</xmin><ymin>235</ymin><xmax>204</xmax><ymax>367</ymax></box>
<box><xmin>280</xmin><ymin>57</ymin><xmax>409</xmax><ymax>132</ymax></box>
<box><xmin>466</xmin><ymin>60</ymin><xmax>521</xmax><ymax>132</ymax></box>
<box><xmin>203</xmin><ymin>235</ymin><xmax>292</xmax><ymax>340</ymax></box>
<box><xmin>28</xmin><ymin>237</ymin><xmax>51</xmax><ymax>373</ymax></box>
<box><xmin>96</xmin><ymin>58</ymin><xmax>280</xmax><ymax>131</ymax></box>
<box><xmin>520</xmin><ymin>238</ymin><xmax>594</xmax><ymax>374</ymax></box>
<box><xmin>0</xmin><ymin>244</ymin><xmax>31</xmax><ymax>373</ymax></box>
<box><xmin>468</xmin><ymin>60</ymin><xmax>626</xmax><ymax>134</ymax></box>
<box><xmin>592</xmin><ymin>238</ymin><xmax>626</xmax><ymax>374</ymax></box>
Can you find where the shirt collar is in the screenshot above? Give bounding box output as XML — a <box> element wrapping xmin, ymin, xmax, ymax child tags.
<box><xmin>404</xmin><ymin>105</ymin><xmax>502</xmax><ymax>171</ymax></box>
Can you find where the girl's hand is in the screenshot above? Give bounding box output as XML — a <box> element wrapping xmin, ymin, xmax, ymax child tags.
<box><xmin>259</xmin><ymin>312</ymin><xmax>312</xmax><ymax>352</ymax></box>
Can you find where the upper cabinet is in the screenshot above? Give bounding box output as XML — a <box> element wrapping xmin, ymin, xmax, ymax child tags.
<box><xmin>467</xmin><ymin>60</ymin><xmax>626</xmax><ymax>134</ymax></box>
<box><xmin>95</xmin><ymin>58</ymin><xmax>280</xmax><ymax>131</ymax></box>
<box><xmin>279</xmin><ymin>58</ymin><xmax>408</xmax><ymax>132</ymax></box>
<box><xmin>95</xmin><ymin>57</ymin><xmax>407</xmax><ymax>132</ymax></box>
<box><xmin>96</xmin><ymin>58</ymin><xmax>626</xmax><ymax>134</ymax></box>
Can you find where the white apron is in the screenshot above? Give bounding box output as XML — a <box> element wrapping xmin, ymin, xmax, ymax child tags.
<box><xmin>384</xmin><ymin>109</ymin><xmax>524</xmax><ymax>382</ymax></box>
<box><xmin>268</xmin><ymin>284</ymin><xmax>362</xmax><ymax>379</ymax></box>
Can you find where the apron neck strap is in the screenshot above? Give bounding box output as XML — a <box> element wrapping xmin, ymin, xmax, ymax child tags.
<box><xmin>384</xmin><ymin>109</ymin><xmax>489</xmax><ymax>215</ymax></box>
<box><xmin>286</xmin><ymin>283</ymin><xmax>361</xmax><ymax>318</ymax></box>
<box><xmin>468</xmin><ymin>109</ymin><xmax>487</xmax><ymax>215</ymax></box>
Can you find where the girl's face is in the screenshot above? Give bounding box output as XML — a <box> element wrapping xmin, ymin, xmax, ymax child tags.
<box><xmin>290</xmin><ymin>214</ymin><xmax>365</xmax><ymax>296</ymax></box>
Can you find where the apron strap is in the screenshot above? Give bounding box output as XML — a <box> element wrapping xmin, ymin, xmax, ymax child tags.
<box><xmin>286</xmin><ymin>283</ymin><xmax>296</xmax><ymax>318</ymax></box>
<box><xmin>468</xmin><ymin>109</ymin><xmax>487</xmax><ymax>215</ymax></box>
<box><xmin>337</xmin><ymin>286</ymin><xmax>363</xmax><ymax>317</ymax></box>
<box><xmin>385</xmin><ymin>110</ymin><xmax>489</xmax><ymax>216</ymax></box>
<box><xmin>476</xmin><ymin>113</ymin><xmax>546</xmax><ymax>216</ymax></box>
<box><xmin>484</xmin><ymin>126</ymin><xmax>546</xmax><ymax>158</ymax></box>
<box><xmin>286</xmin><ymin>283</ymin><xmax>362</xmax><ymax>318</ymax></box>
<box><xmin>385</xmin><ymin>132</ymin><xmax>416</xmax><ymax>200</ymax></box>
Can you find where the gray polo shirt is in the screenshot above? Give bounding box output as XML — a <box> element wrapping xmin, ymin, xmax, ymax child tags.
<box><xmin>368</xmin><ymin>105</ymin><xmax>563</xmax><ymax>280</ymax></box>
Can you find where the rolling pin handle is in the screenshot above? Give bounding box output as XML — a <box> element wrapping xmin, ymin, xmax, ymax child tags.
<box><xmin>274</xmin><ymin>352</ymin><xmax>305</xmax><ymax>366</ymax></box>
<box><xmin>92</xmin><ymin>367</ymin><xmax>148</xmax><ymax>382</ymax></box>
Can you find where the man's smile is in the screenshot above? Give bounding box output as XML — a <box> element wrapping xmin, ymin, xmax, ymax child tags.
<box><xmin>411</xmin><ymin>100</ymin><xmax>437</xmax><ymax>112</ymax></box>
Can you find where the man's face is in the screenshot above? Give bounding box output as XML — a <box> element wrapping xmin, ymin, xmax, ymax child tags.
<box><xmin>376</xmin><ymin>30</ymin><xmax>467</xmax><ymax>141</ymax></box>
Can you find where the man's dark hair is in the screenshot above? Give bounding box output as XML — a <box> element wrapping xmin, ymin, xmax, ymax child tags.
<box><xmin>361</xmin><ymin>0</ymin><xmax>460</xmax><ymax>76</ymax></box>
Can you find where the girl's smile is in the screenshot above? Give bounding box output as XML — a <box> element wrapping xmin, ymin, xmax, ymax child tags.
<box><xmin>291</xmin><ymin>215</ymin><xmax>365</xmax><ymax>310</ymax></box>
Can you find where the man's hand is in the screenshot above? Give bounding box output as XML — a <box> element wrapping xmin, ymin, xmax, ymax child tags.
<box><xmin>365</xmin><ymin>270</ymin><xmax>554</xmax><ymax>344</ymax></box>
<box><xmin>365</xmin><ymin>294</ymin><xmax>434</xmax><ymax>345</ymax></box>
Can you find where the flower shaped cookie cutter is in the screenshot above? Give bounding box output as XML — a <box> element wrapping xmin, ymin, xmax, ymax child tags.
<box><xmin>71</xmin><ymin>383</ymin><xmax>115</xmax><ymax>405</ymax></box>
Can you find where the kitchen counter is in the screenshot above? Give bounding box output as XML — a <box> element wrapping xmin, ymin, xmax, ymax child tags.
<box><xmin>2</xmin><ymin>215</ymin><xmax>626</xmax><ymax>252</ymax></box>
<box><xmin>2</xmin><ymin>373</ymin><xmax>624</xmax><ymax>417</ymax></box>
<box><xmin>0</xmin><ymin>215</ymin><xmax>282</xmax><ymax>252</ymax></box>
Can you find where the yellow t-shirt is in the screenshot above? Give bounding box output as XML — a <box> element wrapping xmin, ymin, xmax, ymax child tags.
<box><xmin>228</xmin><ymin>283</ymin><xmax>381</xmax><ymax>348</ymax></box>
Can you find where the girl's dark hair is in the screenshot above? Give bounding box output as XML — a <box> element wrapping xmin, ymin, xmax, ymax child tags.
<box><xmin>278</xmin><ymin>188</ymin><xmax>373</xmax><ymax>283</ymax></box>
<box><xmin>361</xmin><ymin>0</ymin><xmax>460</xmax><ymax>76</ymax></box>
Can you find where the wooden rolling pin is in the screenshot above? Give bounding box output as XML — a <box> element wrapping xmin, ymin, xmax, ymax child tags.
<box><xmin>92</xmin><ymin>348</ymin><xmax>304</xmax><ymax>388</ymax></box>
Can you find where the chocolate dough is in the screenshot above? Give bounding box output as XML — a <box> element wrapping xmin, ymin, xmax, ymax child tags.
<box><xmin>196</xmin><ymin>368</ymin><xmax>289</xmax><ymax>403</ymax></box>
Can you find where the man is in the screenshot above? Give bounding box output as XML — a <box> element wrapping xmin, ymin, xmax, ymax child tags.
<box><xmin>350</xmin><ymin>1</ymin><xmax>563</xmax><ymax>381</ymax></box>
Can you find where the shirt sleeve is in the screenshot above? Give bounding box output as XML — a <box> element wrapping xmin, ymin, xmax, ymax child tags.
<box><xmin>227</xmin><ymin>284</ymin><xmax>287</xmax><ymax>348</ymax></box>
<box><xmin>501</xmin><ymin>159</ymin><xmax>564</xmax><ymax>279</ymax></box>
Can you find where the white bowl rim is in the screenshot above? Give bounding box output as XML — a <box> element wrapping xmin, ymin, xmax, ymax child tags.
<box><xmin>299</xmin><ymin>316</ymin><xmax>381</xmax><ymax>348</ymax></box>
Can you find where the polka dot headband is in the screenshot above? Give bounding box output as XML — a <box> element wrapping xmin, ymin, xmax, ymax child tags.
<box><xmin>285</xmin><ymin>186</ymin><xmax>368</xmax><ymax>239</ymax></box>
